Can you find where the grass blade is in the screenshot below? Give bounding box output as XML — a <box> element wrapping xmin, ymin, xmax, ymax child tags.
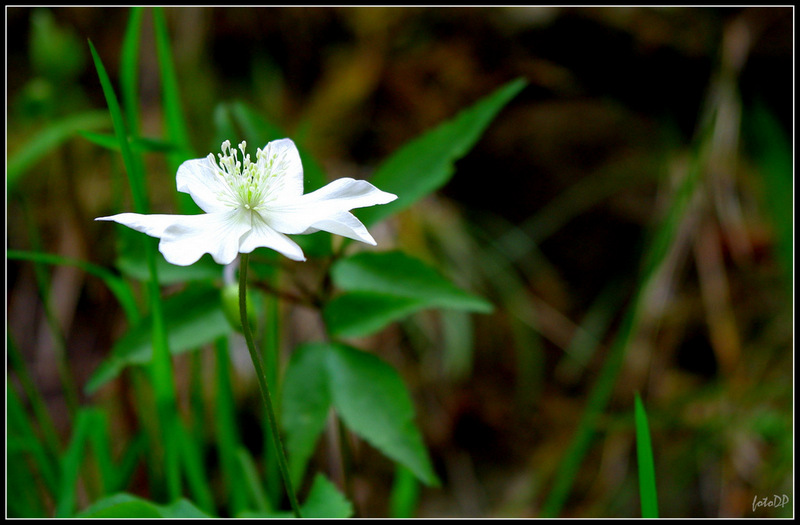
<box><xmin>634</xmin><ymin>393</ymin><xmax>659</xmax><ymax>518</ymax></box>
<box><xmin>7</xmin><ymin>111</ymin><xmax>110</xmax><ymax>187</ymax></box>
<box><xmin>120</xmin><ymin>7</ymin><xmax>144</xmax><ymax>138</ymax></box>
<box><xmin>89</xmin><ymin>38</ymin><xmax>181</xmax><ymax>501</ymax></box>
<box><xmin>8</xmin><ymin>250</ymin><xmax>140</xmax><ymax>324</ymax></box>
<box><xmin>152</xmin><ymin>6</ymin><xmax>195</xmax><ymax>193</ymax></box>
<box><xmin>214</xmin><ymin>337</ymin><xmax>248</xmax><ymax>515</ymax></box>
<box><xmin>540</xmin><ymin>126</ymin><xmax>707</xmax><ymax>517</ymax></box>
<box><xmin>7</xmin><ymin>383</ymin><xmax>60</xmax><ymax>498</ymax></box>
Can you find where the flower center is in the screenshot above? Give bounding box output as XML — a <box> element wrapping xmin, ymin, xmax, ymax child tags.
<box><xmin>210</xmin><ymin>140</ymin><xmax>285</xmax><ymax>212</ymax></box>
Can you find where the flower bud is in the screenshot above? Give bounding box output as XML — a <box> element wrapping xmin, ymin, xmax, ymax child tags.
<box><xmin>221</xmin><ymin>283</ymin><xmax>257</xmax><ymax>334</ymax></box>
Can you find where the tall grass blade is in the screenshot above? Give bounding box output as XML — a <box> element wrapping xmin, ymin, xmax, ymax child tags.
<box><xmin>7</xmin><ymin>111</ymin><xmax>110</xmax><ymax>187</ymax></box>
<box><xmin>540</xmin><ymin>129</ymin><xmax>707</xmax><ymax>517</ymax></box>
<box><xmin>8</xmin><ymin>250</ymin><xmax>140</xmax><ymax>324</ymax></box>
<box><xmin>89</xmin><ymin>38</ymin><xmax>181</xmax><ymax>501</ymax></box>
<box><xmin>152</xmin><ymin>7</ymin><xmax>195</xmax><ymax>207</ymax></box>
<box><xmin>7</xmin><ymin>384</ymin><xmax>60</xmax><ymax>498</ymax></box>
<box><xmin>214</xmin><ymin>337</ymin><xmax>248</xmax><ymax>515</ymax></box>
<box><xmin>634</xmin><ymin>394</ymin><xmax>659</xmax><ymax>518</ymax></box>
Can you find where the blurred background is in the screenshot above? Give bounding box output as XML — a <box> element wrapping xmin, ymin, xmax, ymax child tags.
<box><xmin>6</xmin><ymin>6</ymin><xmax>794</xmax><ymax>518</ymax></box>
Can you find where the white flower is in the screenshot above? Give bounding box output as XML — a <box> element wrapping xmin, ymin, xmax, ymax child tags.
<box><xmin>97</xmin><ymin>138</ymin><xmax>397</xmax><ymax>266</ymax></box>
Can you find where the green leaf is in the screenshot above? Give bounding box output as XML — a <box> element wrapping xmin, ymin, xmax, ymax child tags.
<box><xmin>324</xmin><ymin>293</ymin><xmax>423</xmax><ymax>339</ymax></box>
<box><xmin>282</xmin><ymin>343</ymin><xmax>439</xmax><ymax>487</ymax></box>
<box><xmin>77</xmin><ymin>493</ymin><xmax>212</xmax><ymax>518</ymax></box>
<box><xmin>333</xmin><ymin>251</ymin><xmax>492</xmax><ymax>311</ymax></box>
<box><xmin>237</xmin><ymin>474</ymin><xmax>352</xmax><ymax>519</ymax></box>
<box><xmin>301</xmin><ymin>474</ymin><xmax>354</xmax><ymax>518</ymax></box>
<box><xmin>86</xmin><ymin>285</ymin><xmax>229</xmax><ymax>394</ymax></box>
<box><xmin>635</xmin><ymin>394</ymin><xmax>659</xmax><ymax>518</ymax></box>
<box><xmin>324</xmin><ymin>251</ymin><xmax>492</xmax><ymax>337</ymax></box>
<box><xmin>7</xmin><ymin>111</ymin><xmax>110</xmax><ymax>187</ymax></box>
<box><xmin>357</xmin><ymin>77</ymin><xmax>527</xmax><ymax>227</ymax></box>
<box><xmin>282</xmin><ymin>343</ymin><xmax>332</xmax><ymax>487</ymax></box>
<box><xmin>326</xmin><ymin>343</ymin><xmax>439</xmax><ymax>486</ymax></box>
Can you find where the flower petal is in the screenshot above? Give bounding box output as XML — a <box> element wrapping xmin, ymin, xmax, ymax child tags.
<box><xmin>263</xmin><ymin>178</ymin><xmax>397</xmax><ymax>244</ymax></box>
<box><xmin>158</xmin><ymin>210</ymin><xmax>252</xmax><ymax>266</ymax></box>
<box><xmin>176</xmin><ymin>156</ymin><xmax>229</xmax><ymax>213</ymax></box>
<box><xmin>239</xmin><ymin>214</ymin><xmax>306</xmax><ymax>261</ymax></box>
<box><xmin>96</xmin><ymin>210</ymin><xmax>251</xmax><ymax>266</ymax></box>
<box><xmin>96</xmin><ymin>212</ymin><xmax>182</xmax><ymax>238</ymax></box>
<box><xmin>261</xmin><ymin>138</ymin><xmax>304</xmax><ymax>200</ymax></box>
<box><xmin>303</xmin><ymin>211</ymin><xmax>378</xmax><ymax>245</ymax></box>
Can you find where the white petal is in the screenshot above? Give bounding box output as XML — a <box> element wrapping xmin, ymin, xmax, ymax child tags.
<box><xmin>262</xmin><ymin>138</ymin><xmax>304</xmax><ymax>200</ymax></box>
<box><xmin>157</xmin><ymin>210</ymin><xmax>252</xmax><ymax>266</ymax></box>
<box><xmin>300</xmin><ymin>178</ymin><xmax>397</xmax><ymax>210</ymax></box>
<box><xmin>96</xmin><ymin>212</ymin><xmax>184</xmax><ymax>238</ymax></box>
<box><xmin>176</xmin><ymin>156</ymin><xmax>229</xmax><ymax>213</ymax></box>
<box><xmin>239</xmin><ymin>214</ymin><xmax>306</xmax><ymax>262</ymax></box>
<box><xmin>99</xmin><ymin>211</ymin><xmax>252</xmax><ymax>266</ymax></box>
<box><xmin>264</xmin><ymin>178</ymin><xmax>397</xmax><ymax>243</ymax></box>
<box><xmin>303</xmin><ymin>211</ymin><xmax>378</xmax><ymax>245</ymax></box>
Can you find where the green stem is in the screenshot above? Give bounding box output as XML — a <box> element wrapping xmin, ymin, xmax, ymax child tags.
<box><xmin>239</xmin><ymin>253</ymin><xmax>302</xmax><ymax>518</ymax></box>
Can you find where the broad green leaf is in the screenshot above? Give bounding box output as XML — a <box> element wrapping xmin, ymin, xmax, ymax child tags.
<box><xmin>7</xmin><ymin>111</ymin><xmax>110</xmax><ymax>187</ymax></box>
<box><xmin>324</xmin><ymin>293</ymin><xmax>423</xmax><ymax>338</ymax></box>
<box><xmin>77</xmin><ymin>493</ymin><xmax>212</xmax><ymax>518</ymax></box>
<box><xmin>324</xmin><ymin>251</ymin><xmax>492</xmax><ymax>337</ymax></box>
<box><xmin>86</xmin><ymin>285</ymin><xmax>229</xmax><ymax>394</ymax></box>
<box><xmin>282</xmin><ymin>343</ymin><xmax>333</xmax><ymax>487</ymax></box>
<box><xmin>282</xmin><ymin>343</ymin><xmax>439</xmax><ymax>487</ymax></box>
<box><xmin>301</xmin><ymin>474</ymin><xmax>354</xmax><ymax>518</ymax></box>
<box><xmin>635</xmin><ymin>394</ymin><xmax>659</xmax><ymax>518</ymax></box>
<box><xmin>333</xmin><ymin>251</ymin><xmax>492</xmax><ymax>311</ymax></box>
<box><xmin>357</xmin><ymin>77</ymin><xmax>527</xmax><ymax>227</ymax></box>
<box><xmin>237</xmin><ymin>473</ymin><xmax>352</xmax><ymax>519</ymax></box>
<box><xmin>326</xmin><ymin>343</ymin><xmax>439</xmax><ymax>486</ymax></box>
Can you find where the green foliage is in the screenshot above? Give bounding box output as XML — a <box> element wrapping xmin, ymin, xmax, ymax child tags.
<box><xmin>77</xmin><ymin>493</ymin><xmax>212</xmax><ymax>518</ymax></box>
<box><xmin>237</xmin><ymin>474</ymin><xmax>353</xmax><ymax>518</ymax></box>
<box><xmin>283</xmin><ymin>343</ymin><xmax>440</xmax><ymax>488</ymax></box>
<box><xmin>86</xmin><ymin>285</ymin><xmax>229</xmax><ymax>394</ymax></box>
<box><xmin>7</xmin><ymin>111</ymin><xmax>110</xmax><ymax>187</ymax></box>
<box><xmin>325</xmin><ymin>251</ymin><xmax>493</xmax><ymax>337</ymax></box>
<box><xmin>29</xmin><ymin>9</ymin><xmax>86</xmax><ymax>81</ymax></box>
<box><xmin>357</xmin><ymin>77</ymin><xmax>527</xmax><ymax>227</ymax></box>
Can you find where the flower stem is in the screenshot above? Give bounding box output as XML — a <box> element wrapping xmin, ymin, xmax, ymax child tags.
<box><xmin>238</xmin><ymin>253</ymin><xmax>302</xmax><ymax>518</ymax></box>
